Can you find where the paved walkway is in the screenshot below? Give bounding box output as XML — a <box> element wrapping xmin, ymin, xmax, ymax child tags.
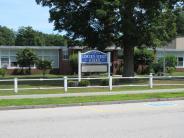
<box><xmin>0</xmin><ymin>88</ymin><xmax>184</xmax><ymax>100</ymax></box>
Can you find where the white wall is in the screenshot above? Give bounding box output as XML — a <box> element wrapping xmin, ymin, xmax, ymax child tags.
<box><xmin>0</xmin><ymin>48</ymin><xmax>59</xmax><ymax>69</ymax></box>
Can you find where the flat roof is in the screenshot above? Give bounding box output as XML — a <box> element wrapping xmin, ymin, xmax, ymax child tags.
<box><xmin>156</xmin><ymin>48</ymin><xmax>184</xmax><ymax>52</ymax></box>
<box><xmin>0</xmin><ymin>46</ymin><xmax>66</xmax><ymax>50</ymax></box>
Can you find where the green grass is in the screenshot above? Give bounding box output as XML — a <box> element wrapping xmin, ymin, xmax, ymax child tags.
<box><xmin>0</xmin><ymin>92</ymin><xmax>184</xmax><ymax>107</ymax></box>
<box><xmin>1</xmin><ymin>85</ymin><xmax>184</xmax><ymax>96</ymax></box>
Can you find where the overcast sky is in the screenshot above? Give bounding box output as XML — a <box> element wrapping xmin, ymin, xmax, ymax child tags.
<box><xmin>0</xmin><ymin>0</ymin><xmax>58</xmax><ymax>34</ymax></box>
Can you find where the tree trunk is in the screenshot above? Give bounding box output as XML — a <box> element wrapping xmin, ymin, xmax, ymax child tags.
<box><xmin>153</xmin><ymin>47</ymin><xmax>157</xmax><ymax>63</ymax></box>
<box><xmin>123</xmin><ymin>45</ymin><xmax>134</xmax><ymax>77</ymax></box>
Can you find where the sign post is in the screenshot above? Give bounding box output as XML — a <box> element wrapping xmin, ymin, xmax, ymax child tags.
<box><xmin>78</xmin><ymin>50</ymin><xmax>111</xmax><ymax>81</ymax></box>
<box><xmin>108</xmin><ymin>52</ymin><xmax>111</xmax><ymax>78</ymax></box>
<box><xmin>78</xmin><ymin>51</ymin><xmax>81</xmax><ymax>82</ymax></box>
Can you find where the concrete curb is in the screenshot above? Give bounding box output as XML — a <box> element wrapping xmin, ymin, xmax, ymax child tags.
<box><xmin>0</xmin><ymin>97</ymin><xmax>184</xmax><ymax>111</ymax></box>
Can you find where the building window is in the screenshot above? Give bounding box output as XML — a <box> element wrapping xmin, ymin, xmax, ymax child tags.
<box><xmin>177</xmin><ymin>57</ymin><xmax>183</xmax><ymax>67</ymax></box>
<box><xmin>63</xmin><ymin>48</ymin><xmax>69</xmax><ymax>60</ymax></box>
<box><xmin>1</xmin><ymin>56</ymin><xmax>9</xmax><ymax>68</ymax></box>
<box><xmin>10</xmin><ymin>56</ymin><xmax>17</xmax><ymax>67</ymax></box>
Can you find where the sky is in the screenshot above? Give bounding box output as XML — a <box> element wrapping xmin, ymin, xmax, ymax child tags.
<box><xmin>0</xmin><ymin>0</ymin><xmax>58</xmax><ymax>34</ymax></box>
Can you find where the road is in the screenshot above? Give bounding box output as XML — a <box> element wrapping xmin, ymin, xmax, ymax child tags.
<box><xmin>0</xmin><ymin>100</ymin><xmax>184</xmax><ymax>138</ymax></box>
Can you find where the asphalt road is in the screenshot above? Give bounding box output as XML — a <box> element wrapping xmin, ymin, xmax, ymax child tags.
<box><xmin>0</xmin><ymin>100</ymin><xmax>184</xmax><ymax>138</ymax></box>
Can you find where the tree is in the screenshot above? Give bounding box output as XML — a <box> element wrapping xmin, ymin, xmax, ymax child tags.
<box><xmin>44</xmin><ymin>34</ymin><xmax>67</xmax><ymax>46</ymax></box>
<box><xmin>69</xmin><ymin>54</ymin><xmax>78</xmax><ymax>74</ymax></box>
<box><xmin>0</xmin><ymin>26</ymin><xmax>15</xmax><ymax>45</ymax></box>
<box><xmin>134</xmin><ymin>49</ymin><xmax>154</xmax><ymax>74</ymax></box>
<box><xmin>36</xmin><ymin>0</ymin><xmax>183</xmax><ymax>76</ymax></box>
<box><xmin>175</xmin><ymin>8</ymin><xmax>184</xmax><ymax>36</ymax></box>
<box><xmin>36</xmin><ymin>59</ymin><xmax>52</xmax><ymax>77</ymax></box>
<box><xmin>15</xmin><ymin>26</ymin><xmax>45</xmax><ymax>46</ymax></box>
<box><xmin>153</xmin><ymin>55</ymin><xmax>177</xmax><ymax>75</ymax></box>
<box><xmin>16</xmin><ymin>48</ymin><xmax>38</xmax><ymax>74</ymax></box>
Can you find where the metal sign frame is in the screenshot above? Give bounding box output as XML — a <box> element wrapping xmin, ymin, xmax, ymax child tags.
<box><xmin>78</xmin><ymin>50</ymin><xmax>111</xmax><ymax>81</ymax></box>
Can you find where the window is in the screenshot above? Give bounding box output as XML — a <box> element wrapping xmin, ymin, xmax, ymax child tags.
<box><xmin>1</xmin><ymin>56</ymin><xmax>9</xmax><ymax>68</ymax></box>
<box><xmin>177</xmin><ymin>57</ymin><xmax>183</xmax><ymax>67</ymax></box>
<box><xmin>50</xmin><ymin>56</ymin><xmax>58</xmax><ymax>68</ymax></box>
<box><xmin>63</xmin><ymin>48</ymin><xmax>69</xmax><ymax>60</ymax></box>
<box><xmin>10</xmin><ymin>56</ymin><xmax>17</xmax><ymax>67</ymax></box>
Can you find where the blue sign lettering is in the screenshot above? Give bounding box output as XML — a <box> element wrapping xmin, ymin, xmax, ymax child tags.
<box><xmin>81</xmin><ymin>50</ymin><xmax>108</xmax><ymax>64</ymax></box>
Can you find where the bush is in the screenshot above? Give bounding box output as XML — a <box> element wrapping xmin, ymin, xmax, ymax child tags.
<box><xmin>134</xmin><ymin>48</ymin><xmax>154</xmax><ymax>74</ymax></box>
<box><xmin>69</xmin><ymin>54</ymin><xmax>78</xmax><ymax>74</ymax></box>
<box><xmin>36</xmin><ymin>59</ymin><xmax>52</xmax><ymax>77</ymax></box>
<box><xmin>158</xmin><ymin>55</ymin><xmax>177</xmax><ymax>68</ymax></box>
<box><xmin>0</xmin><ymin>68</ymin><xmax>7</xmax><ymax>77</ymax></box>
<box><xmin>166</xmin><ymin>67</ymin><xmax>175</xmax><ymax>75</ymax></box>
<box><xmin>68</xmin><ymin>81</ymin><xmax>78</xmax><ymax>87</ymax></box>
<box><xmin>151</xmin><ymin>62</ymin><xmax>163</xmax><ymax>74</ymax></box>
<box><xmin>100</xmin><ymin>79</ymin><xmax>109</xmax><ymax>86</ymax></box>
<box><xmin>78</xmin><ymin>80</ymin><xmax>90</xmax><ymax>86</ymax></box>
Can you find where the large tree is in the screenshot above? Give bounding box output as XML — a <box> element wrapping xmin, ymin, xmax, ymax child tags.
<box><xmin>0</xmin><ymin>26</ymin><xmax>15</xmax><ymax>45</ymax></box>
<box><xmin>36</xmin><ymin>0</ymin><xmax>183</xmax><ymax>76</ymax></box>
<box><xmin>15</xmin><ymin>26</ymin><xmax>45</xmax><ymax>46</ymax></box>
<box><xmin>44</xmin><ymin>34</ymin><xmax>67</xmax><ymax>46</ymax></box>
<box><xmin>175</xmin><ymin>7</ymin><xmax>184</xmax><ymax>36</ymax></box>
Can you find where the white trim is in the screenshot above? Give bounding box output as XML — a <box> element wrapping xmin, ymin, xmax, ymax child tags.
<box><xmin>0</xmin><ymin>46</ymin><xmax>66</xmax><ymax>50</ymax></box>
<box><xmin>82</xmin><ymin>50</ymin><xmax>107</xmax><ymax>55</ymax></box>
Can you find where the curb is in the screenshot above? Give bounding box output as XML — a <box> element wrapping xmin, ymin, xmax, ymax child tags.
<box><xmin>0</xmin><ymin>97</ymin><xmax>184</xmax><ymax>111</ymax></box>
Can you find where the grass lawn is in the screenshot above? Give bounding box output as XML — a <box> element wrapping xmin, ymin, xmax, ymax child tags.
<box><xmin>0</xmin><ymin>92</ymin><xmax>184</xmax><ymax>107</ymax></box>
<box><xmin>1</xmin><ymin>85</ymin><xmax>184</xmax><ymax>96</ymax></box>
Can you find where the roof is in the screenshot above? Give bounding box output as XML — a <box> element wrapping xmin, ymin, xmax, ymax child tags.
<box><xmin>0</xmin><ymin>46</ymin><xmax>66</xmax><ymax>50</ymax></box>
<box><xmin>156</xmin><ymin>48</ymin><xmax>184</xmax><ymax>52</ymax></box>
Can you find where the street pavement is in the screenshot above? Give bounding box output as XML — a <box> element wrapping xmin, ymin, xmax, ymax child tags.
<box><xmin>0</xmin><ymin>100</ymin><xmax>184</xmax><ymax>138</ymax></box>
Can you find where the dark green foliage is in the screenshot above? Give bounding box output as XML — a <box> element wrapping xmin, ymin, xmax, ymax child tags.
<box><xmin>69</xmin><ymin>54</ymin><xmax>78</xmax><ymax>74</ymax></box>
<box><xmin>78</xmin><ymin>80</ymin><xmax>90</xmax><ymax>87</ymax></box>
<box><xmin>44</xmin><ymin>34</ymin><xmax>67</xmax><ymax>46</ymax></box>
<box><xmin>36</xmin><ymin>0</ymin><xmax>182</xmax><ymax>76</ymax></box>
<box><xmin>15</xmin><ymin>26</ymin><xmax>45</xmax><ymax>46</ymax></box>
<box><xmin>68</xmin><ymin>81</ymin><xmax>78</xmax><ymax>87</ymax></box>
<box><xmin>0</xmin><ymin>68</ymin><xmax>7</xmax><ymax>77</ymax></box>
<box><xmin>134</xmin><ymin>49</ymin><xmax>154</xmax><ymax>74</ymax></box>
<box><xmin>16</xmin><ymin>48</ymin><xmax>38</xmax><ymax>74</ymax></box>
<box><xmin>151</xmin><ymin>63</ymin><xmax>163</xmax><ymax>74</ymax></box>
<box><xmin>158</xmin><ymin>55</ymin><xmax>177</xmax><ymax>68</ymax></box>
<box><xmin>100</xmin><ymin>79</ymin><xmax>109</xmax><ymax>86</ymax></box>
<box><xmin>175</xmin><ymin>8</ymin><xmax>184</xmax><ymax>36</ymax></box>
<box><xmin>153</xmin><ymin>55</ymin><xmax>177</xmax><ymax>75</ymax></box>
<box><xmin>36</xmin><ymin>59</ymin><xmax>52</xmax><ymax>77</ymax></box>
<box><xmin>0</xmin><ymin>26</ymin><xmax>15</xmax><ymax>45</ymax></box>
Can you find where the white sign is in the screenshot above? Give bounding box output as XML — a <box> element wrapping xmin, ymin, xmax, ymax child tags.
<box><xmin>82</xmin><ymin>65</ymin><xmax>107</xmax><ymax>72</ymax></box>
<box><xmin>78</xmin><ymin>50</ymin><xmax>111</xmax><ymax>81</ymax></box>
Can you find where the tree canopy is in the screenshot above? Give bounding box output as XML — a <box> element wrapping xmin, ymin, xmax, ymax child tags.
<box><xmin>36</xmin><ymin>0</ymin><xmax>184</xmax><ymax>76</ymax></box>
<box><xmin>15</xmin><ymin>26</ymin><xmax>46</xmax><ymax>46</ymax></box>
<box><xmin>175</xmin><ymin>7</ymin><xmax>184</xmax><ymax>36</ymax></box>
<box><xmin>16</xmin><ymin>48</ymin><xmax>38</xmax><ymax>74</ymax></box>
<box><xmin>0</xmin><ymin>26</ymin><xmax>15</xmax><ymax>45</ymax></box>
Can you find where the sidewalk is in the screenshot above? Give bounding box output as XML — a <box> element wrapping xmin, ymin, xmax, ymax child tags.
<box><xmin>0</xmin><ymin>88</ymin><xmax>184</xmax><ymax>100</ymax></box>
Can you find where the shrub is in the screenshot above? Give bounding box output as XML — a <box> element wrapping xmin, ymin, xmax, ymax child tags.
<box><xmin>134</xmin><ymin>48</ymin><xmax>154</xmax><ymax>74</ymax></box>
<box><xmin>78</xmin><ymin>80</ymin><xmax>90</xmax><ymax>86</ymax></box>
<box><xmin>151</xmin><ymin>62</ymin><xmax>163</xmax><ymax>74</ymax></box>
<box><xmin>166</xmin><ymin>67</ymin><xmax>175</xmax><ymax>75</ymax></box>
<box><xmin>100</xmin><ymin>79</ymin><xmax>109</xmax><ymax>86</ymax></box>
<box><xmin>69</xmin><ymin>54</ymin><xmax>78</xmax><ymax>74</ymax></box>
<box><xmin>0</xmin><ymin>68</ymin><xmax>7</xmax><ymax>77</ymax></box>
<box><xmin>68</xmin><ymin>81</ymin><xmax>78</xmax><ymax>87</ymax></box>
<box><xmin>36</xmin><ymin>59</ymin><xmax>52</xmax><ymax>77</ymax></box>
<box><xmin>158</xmin><ymin>55</ymin><xmax>177</xmax><ymax>68</ymax></box>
